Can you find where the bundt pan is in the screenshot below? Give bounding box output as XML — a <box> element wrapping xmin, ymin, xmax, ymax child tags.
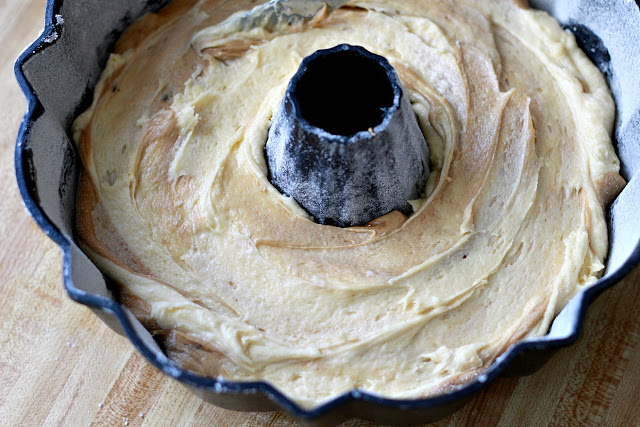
<box><xmin>14</xmin><ymin>0</ymin><xmax>640</xmax><ymax>425</ymax></box>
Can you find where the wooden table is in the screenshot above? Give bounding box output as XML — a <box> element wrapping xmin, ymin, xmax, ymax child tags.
<box><xmin>1</xmin><ymin>1</ymin><xmax>639</xmax><ymax>425</ymax></box>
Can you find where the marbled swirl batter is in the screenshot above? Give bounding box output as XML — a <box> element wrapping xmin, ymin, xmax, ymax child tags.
<box><xmin>74</xmin><ymin>0</ymin><xmax>625</xmax><ymax>407</ymax></box>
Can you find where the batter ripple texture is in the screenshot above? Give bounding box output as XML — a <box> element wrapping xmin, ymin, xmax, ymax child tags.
<box><xmin>74</xmin><ymin>0</ymin><xmax>625</xmax><ymax>408</ymax></box>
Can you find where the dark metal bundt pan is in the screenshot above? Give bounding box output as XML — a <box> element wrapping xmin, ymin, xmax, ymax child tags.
<box><xmin>14</xmin><ymin>0</ymin><xmax>640</xmax><ymax>425</ymax></box>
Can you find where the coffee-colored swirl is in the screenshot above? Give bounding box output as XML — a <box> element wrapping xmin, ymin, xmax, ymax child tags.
<box><xmin>74</xmin><ymin>0</ymin><xmax>624</xmax><ymax>408</ymax></box>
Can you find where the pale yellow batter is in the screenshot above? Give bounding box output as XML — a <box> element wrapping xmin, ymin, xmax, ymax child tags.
<box><xmin>73</xmin><ymin>0</ymin><xmax>625</xmax><ymax>408</ymax></box>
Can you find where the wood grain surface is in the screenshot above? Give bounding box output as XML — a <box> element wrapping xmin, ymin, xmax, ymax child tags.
<box><xmin>1</xmin><ymin>1</ymin><xmax>639</xmax><ymax>426</ymax></box>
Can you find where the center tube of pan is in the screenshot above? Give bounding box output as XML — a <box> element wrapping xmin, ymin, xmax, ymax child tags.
<box><xmin>265</xmin><ymin>44</ymin><xmax>430</xmax><ymax>228</ymax></box>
